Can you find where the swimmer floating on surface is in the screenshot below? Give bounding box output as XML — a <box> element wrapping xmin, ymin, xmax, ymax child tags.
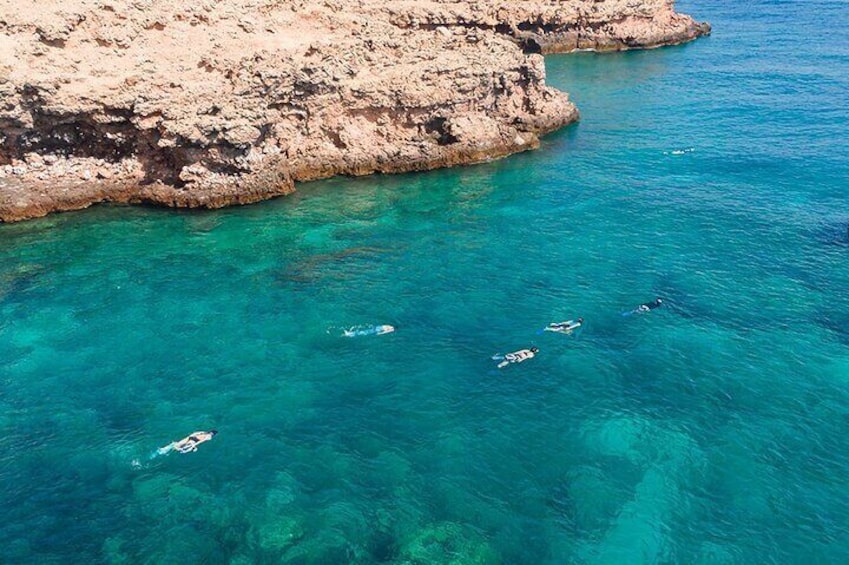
<box><xmin>157</xmin><ymin>430</ymin><xmax>218</xmax><ymax>455</ymax></box>
<box><xmin>636</xmin><ymin>297</ymin><xmax>663</xmax><ymax>313</ymax></box>
<box><xmin>545</xmin><ymin>317</ymin><xmax>584</xmax><ymax>334</ymax></box>
<box><xmin>341</xmin><ymin>324</ymin><xmax>395</xmax><ymax>337</ymax></box>
<box><xmin>624</xmin><ymin>297</ymin><xmax>663</xmax><ymax>316</ymax></box>
<box><xmin>493</xmin><ymin>347</ymin><xmax>539</xmax><ymax>369</ymax></box>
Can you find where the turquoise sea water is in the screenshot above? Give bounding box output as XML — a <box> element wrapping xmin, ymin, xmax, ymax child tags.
<box><xmin>2</xmin><ymin>1</ymin><xmax>849</xmax><ymax>562</ymax></box>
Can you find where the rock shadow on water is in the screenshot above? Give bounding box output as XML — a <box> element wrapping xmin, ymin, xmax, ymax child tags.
<box><xmin>252</xmin><ymin>498</ymin><xmax>375</xmax><ymax>563</ymax></box>
<box><xmin>576</xmin><ymin>415</ymin><xmax>706</xmax><ymax>564</ymax></box>
<box><xmin>813</xmin><ymin>313</ymin><xmax>849</xmax><ymax>346</ymax></box>
<box><xmin>274</xmin><ymin>246</ymin><xmax>391</xmax><ymax>285</ymax></box>
<box><xmin>395</xmin><ymin>521</ymin><xmax>499</xmax><ymax>565</ymax></box>
<box><xmin>120</xmin><ymin>472</ymin><xmax>237</xmax><ymax>563</ymax></box>
<box><xmin>240</xmin><ymin>471</ymin><xmax>305</xmax><ymax>557</ymax></box>
<box><xmin>563</xmin><ymin>464</ymin><xmax>636</xmax><ymax>537</ymax></box>
<box><xmin>0</xmin><ymin>263</ymin><xmax>47</xmax><ymax>305</ymax></box>
<box><xmin>809</xmin><ymin>218</ymin><xmax>849</xmax><ymax>248</ymax></box>
<box><xmin>182</xmin><ymin>213</ymin><xmax>225</xmax><ymax>234</ymax></box>
<box><xmin>546</xmin><ymin>480</ymin><xmax>579</xmax><ymax>535</ymax></box>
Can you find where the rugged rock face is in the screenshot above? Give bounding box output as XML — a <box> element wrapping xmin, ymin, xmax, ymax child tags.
<box><xmin>0</xmin><ymin>1</ymin><xmax>709</xmax><ymax>222</ymax></box>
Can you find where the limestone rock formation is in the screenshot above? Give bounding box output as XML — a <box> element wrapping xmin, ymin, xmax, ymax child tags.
<box><xmin>0</xmin><ymin>1</ymin><xmax>709</xmax><ymax>222</ymax></box>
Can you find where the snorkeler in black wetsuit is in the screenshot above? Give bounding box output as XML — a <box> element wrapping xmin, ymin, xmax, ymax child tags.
<box><xmin>636</xmin><ymin>297</ymin><xmax>663</xmax><ymax>313</ymax></box>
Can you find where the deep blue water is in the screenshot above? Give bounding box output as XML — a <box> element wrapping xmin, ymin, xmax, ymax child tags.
<box><xmin>2</xmin><ymin>1</ymin><xmax>848</xmax><ymax>562</ymax></box>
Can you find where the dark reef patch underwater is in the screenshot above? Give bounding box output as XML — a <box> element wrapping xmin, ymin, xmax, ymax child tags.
<box><xmin>2</xmin><ymin>0</ymin><xmax>849</xmax><ymax>562</ymax></box>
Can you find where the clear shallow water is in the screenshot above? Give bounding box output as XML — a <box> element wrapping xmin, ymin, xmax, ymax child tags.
<box><xmin>2</xmin><ymin>1</ymin><xmax>849</xmax><ymax>562</ymax></box>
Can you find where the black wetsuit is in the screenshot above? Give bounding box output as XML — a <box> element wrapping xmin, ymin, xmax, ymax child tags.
<box><xmin>639</xmin><ymin>299</ymin><xmax>663</xmax><ymax>311</ymax></box>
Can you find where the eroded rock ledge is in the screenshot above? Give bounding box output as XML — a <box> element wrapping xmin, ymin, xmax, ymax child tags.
<box><xmin>0</xmin><ymin>0</ymin><xmax>709</xmax><ymax>222</ymax></box>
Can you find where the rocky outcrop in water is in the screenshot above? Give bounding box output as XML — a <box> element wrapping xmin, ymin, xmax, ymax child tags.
<box><xmin>0</xmin><ymin>1</ymin><xmax>709</xmax><ymax>222</ymax></box>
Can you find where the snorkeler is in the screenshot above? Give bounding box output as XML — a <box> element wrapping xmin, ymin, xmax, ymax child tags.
<box><xmin>493</xmin><ymin>347</ymin><xmax>539</xmax><ymax>369</ymax></box>
<box><xmin>158</xmin><ymin>430</ymin><xmax>218</xmax><ymax>455</ymax></box>
<box><xmin>636</xmin><ymin>297</ymin><xmax>663</xmax><ymax>313</ymax></box>
<box><xmin>545</xmin><ymin>317</ymin><xmax>584</xmax><ymax>334</ymax></box>
<box><xmin>622</xmin><ymin>297</ymin><xmax>663</xmax><ymax>316</ymax></box>
<box><xmin>342</xmin><ymin>324</ymin><xmax>395</xmax><ymax>337</ymax></box>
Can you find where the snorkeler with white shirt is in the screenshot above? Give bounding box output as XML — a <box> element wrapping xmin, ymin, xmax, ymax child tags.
<box><xmin>544</xmin><ymin>317</ymin><xmax>584</xmax><ymax>334</ymax></box>
<box><xmin>342</xmin><ymin>324</ymin><xmax>395</xmax><ymax>337</ymax></box>
<box><xmin>492</xmin><ymin>347</ymin><xmax>539</xmax><ymax>369</ymax></box>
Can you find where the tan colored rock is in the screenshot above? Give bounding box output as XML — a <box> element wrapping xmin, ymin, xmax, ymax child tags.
<box><xmin>0</xmin><ymin>0</ymin><xmax>709</xmax><ymax>222</ymax></box>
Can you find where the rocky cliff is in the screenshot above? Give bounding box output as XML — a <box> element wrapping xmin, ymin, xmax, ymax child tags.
<box><xmin>0</xmin><ymin>1</ymin><xmax>709</xmax><ymax>222</ymax></box>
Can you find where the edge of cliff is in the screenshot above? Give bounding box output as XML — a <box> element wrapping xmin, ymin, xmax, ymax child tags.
<box><xmin>0</xmin><ymin>1</ymin><xmax>709</xmax><ymax>223</ymax></box>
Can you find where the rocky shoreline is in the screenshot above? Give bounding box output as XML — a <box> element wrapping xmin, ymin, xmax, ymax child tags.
<box><xmin>0</xmin><ymin>1</ymin><xmax>709</xmax><ymax>223</ymax></box>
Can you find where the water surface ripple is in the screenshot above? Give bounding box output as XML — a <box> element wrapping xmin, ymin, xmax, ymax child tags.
<box><xmin>2</xmin><ymin>0</ymin><xmax>849</xmax><ymax>562</ymax></box>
